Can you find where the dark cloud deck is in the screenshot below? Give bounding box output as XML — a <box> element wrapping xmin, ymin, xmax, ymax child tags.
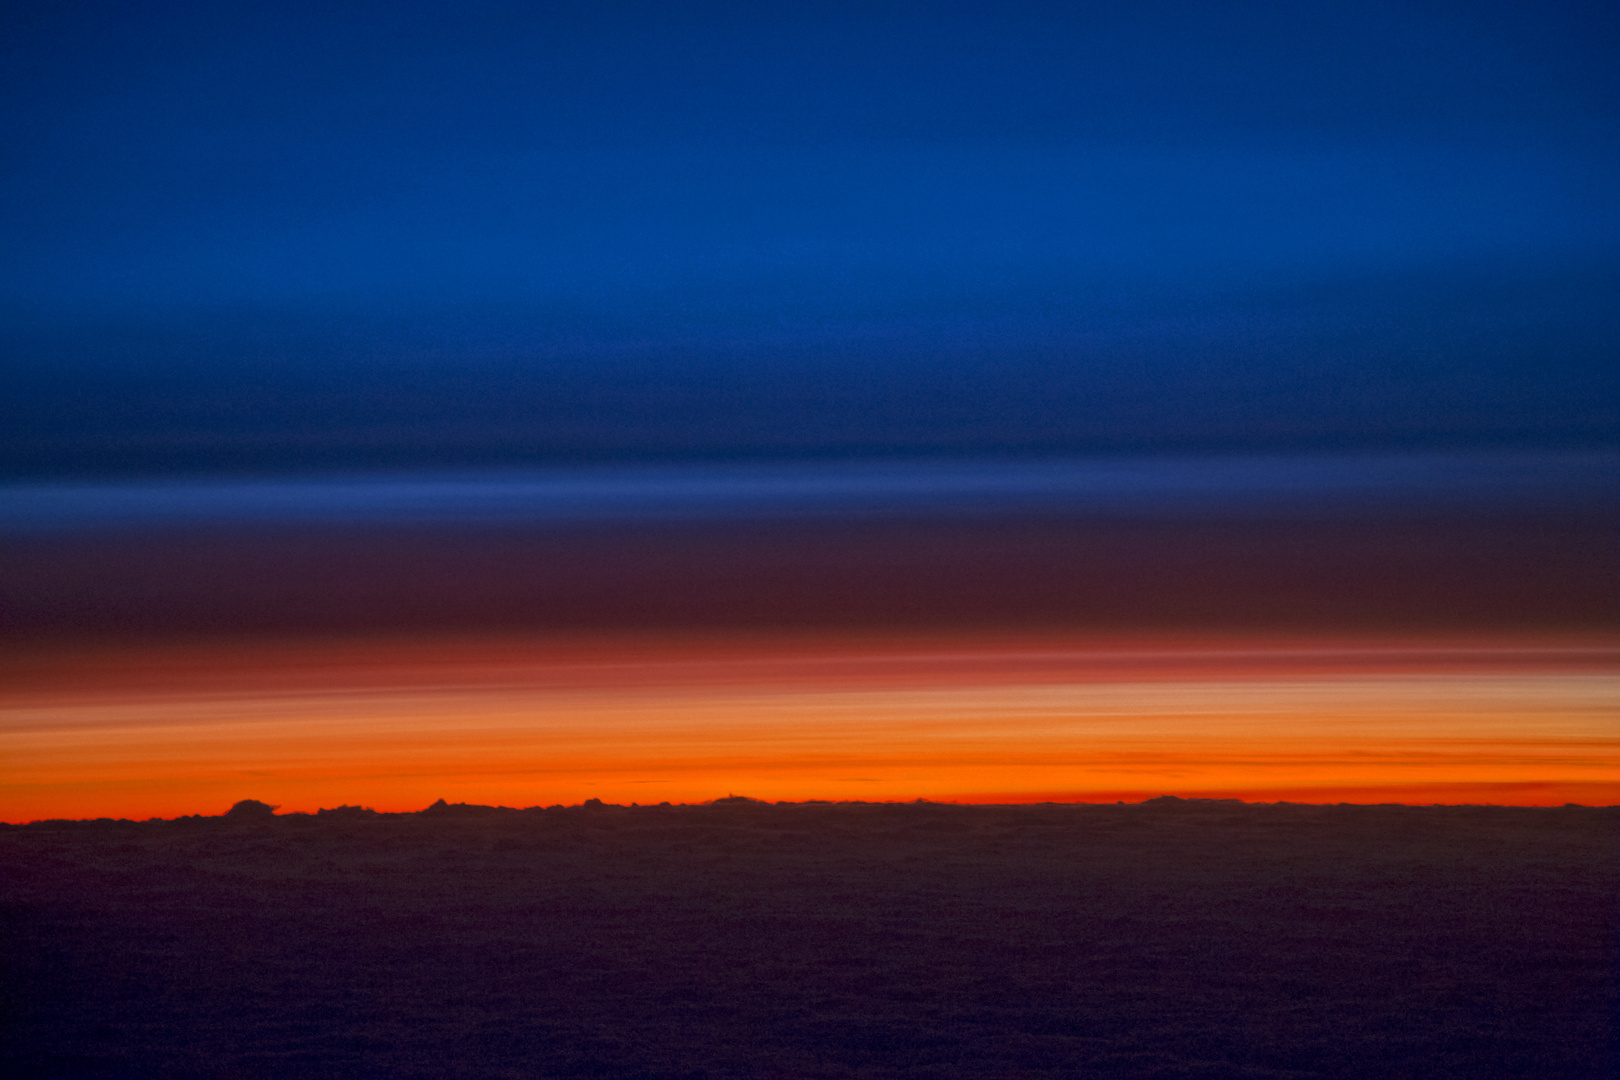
<box><xmin>4</xmin><ymin>800</ymin><xmax>1614</xmax><ymax>1079</ymax></box>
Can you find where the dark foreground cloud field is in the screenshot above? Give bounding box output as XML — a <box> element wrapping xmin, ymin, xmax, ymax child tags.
<box><xmin>4</xmin><ymin>800</ymin><xmax>1616</xmax><ymax>1079</ymax></box>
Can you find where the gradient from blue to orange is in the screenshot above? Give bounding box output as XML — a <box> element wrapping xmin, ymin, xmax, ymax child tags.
<box><xmin>1</xmin><ymin>2</ymin><xmax>1616</xmax><ymax>820</ymax></box>
<box><xmin>3</xmin><ymin>456</ymin><xmax>1615</xmax><ymax>820</ymax></box>
<box><xmin>5</xmin><ymin>631</ymin><xmax>1617</xmax><ymax>821</ymax></box>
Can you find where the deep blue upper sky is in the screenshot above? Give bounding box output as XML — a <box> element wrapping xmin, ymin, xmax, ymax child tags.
<box><xmin>2</xmin><ymin>0</ymin><xmax>1616</xmax><ymax>476</ymax></box>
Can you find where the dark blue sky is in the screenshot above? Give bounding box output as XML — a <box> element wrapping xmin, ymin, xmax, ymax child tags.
<box><xmin>3</xmin><ymin>0</ymin><xmax>1616</xmax><ymax>475</ymax></box>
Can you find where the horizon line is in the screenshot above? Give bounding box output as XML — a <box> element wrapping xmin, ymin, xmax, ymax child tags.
<box><xmin>8</xmin><ymin>793</ymin><xmax>1615</xmax><ymax>827</ymax></box>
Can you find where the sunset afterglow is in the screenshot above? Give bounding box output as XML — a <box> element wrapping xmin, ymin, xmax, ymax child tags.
<box><xmin>6</xmin><ymin>6</ymin><xmax>1618</xmax><ymax>1076</ymax></box>
<box><xmin>5</xmin><ymin>633</ymin><xmax>1613</xmax><ymax>821</ymax></box>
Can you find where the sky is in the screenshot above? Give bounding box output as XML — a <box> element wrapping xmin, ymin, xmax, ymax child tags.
<box><xmin>1</xmin><ymin>2</ymin><xmax>1616</xmax><ymax>818</ymax></box>
<box><xmin>3</xmin><ymin>0</ymin><xmax>1617</xmax><ymax>473</ymax></box>
<box><xmin>6</xmin><ymin>634</ymin><xmax>1617</xmax><ymax>820</ymax></box>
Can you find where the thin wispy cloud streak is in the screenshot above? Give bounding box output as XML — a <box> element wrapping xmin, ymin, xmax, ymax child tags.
<box><xmin>3</xmin><ymin>450</ymin><xmax>1614</xmax><ymax>533</ymax></box>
